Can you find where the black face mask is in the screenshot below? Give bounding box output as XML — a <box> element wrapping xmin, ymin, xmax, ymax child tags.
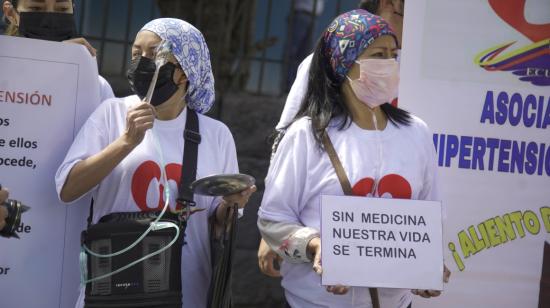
<box><xmin>126</xmin><ymin>56</ymin><xmax>180</xmax><ymax>106</ymax></box>
<box><xmin>18</xmin><ymin>12</ymin><xmax>77</xmax><ymax>42</ymax></box>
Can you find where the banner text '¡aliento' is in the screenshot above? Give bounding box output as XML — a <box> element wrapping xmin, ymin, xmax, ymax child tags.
<box><xmin>449</xmin><ymin>207</ymin><xmax>550</xmax><ymax>271</ymax></box>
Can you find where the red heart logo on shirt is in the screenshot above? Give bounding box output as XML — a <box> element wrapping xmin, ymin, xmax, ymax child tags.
<box><xmin>488</xmin><ymin>0</ymin><xmax>550</xmax><ymax>43</ymax></box>
<box><xmin>131</xmin><ymin>160</ymin><xmax>183</xmax><ymax>211</ymax></box>
<box><xmin>352</xmin><ymin>174</ymin><xmax>412</xmax><ymax>199</ymax></box>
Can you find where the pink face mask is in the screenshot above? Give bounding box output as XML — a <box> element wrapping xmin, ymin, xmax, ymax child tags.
<box><xmin>346</xmin><ymin>58</ymin><xmax>400</xmax><ymax>109</ymax></box>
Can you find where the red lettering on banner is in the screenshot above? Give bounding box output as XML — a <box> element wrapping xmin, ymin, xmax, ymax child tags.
<box><xmin>131</xmin><ymin>160</ymin><xmax>182</xmax><ymax>211</ymax></box>
<box><xmin>352</xmin><ymin>174</ymin><xmax>412</xmax><ymax>199</ymax></box>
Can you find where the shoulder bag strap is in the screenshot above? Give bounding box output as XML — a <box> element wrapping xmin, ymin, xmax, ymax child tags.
<box><xmin>322</xmin><ymin>133</ymin><xmax>353</xmax><ymax>195</ymax></box>
<box><xmin>177</xmin><ymin>108</ymin><xmax>201</xmax><ymax>206</ymax></box>
<box><xmin>321</xmin><ymin>131</ymin><xmax>380</xmax><ymax>308</ymax></box>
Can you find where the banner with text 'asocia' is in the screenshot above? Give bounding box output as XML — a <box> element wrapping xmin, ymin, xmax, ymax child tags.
<box><xmin>399</xmin><ymin>1</ymin><xmax>550</xmax><ymax>307</ymax></box>
<box><xmin>0</xmin><ymin>36</ymin><xmax>100</xmax><ymax>308</ymax></box>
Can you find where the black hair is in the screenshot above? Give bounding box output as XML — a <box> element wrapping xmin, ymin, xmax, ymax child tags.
<box><xmin>358</xmin><ymin>0</ymin><xmax>406</xmax><ymax>15</ymax></box>
<box><xmin>288</xmin><ymin>35</ymin><xmax>411</xmax><ymax>149</ymax></box>
<box><xmin>358</xmin><ymin>0</ymin><xmax>379</xmax><ymax>14</ymax></box>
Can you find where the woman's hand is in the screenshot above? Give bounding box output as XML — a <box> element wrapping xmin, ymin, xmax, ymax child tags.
<box><xmin>411</xmin><ymin>264</ymin><xmax>451</xmax><ymax>298</ymax></box>
<box><xmin>0</xmin><ymin>186</ymin><xmax>8</xmax><ymax>204</ymax></box>
<box><xmin>60</xmin><ymin>102</ymin><xmax>156</xmax><ymax>203</ymax></box>
<box><xmin>307</xmin><ymin>237</ymin><xmax>350</xmax><ymax>295</ymax></box>
<box><xmin>326</xmin><ymin>285</ymin><xmax>349</xmax><ymax>295</ymax></box>
<box><xmin>411</xmin><ymin>289</ymin><xmax>441</xmax><ymax>298</ymax></box>
<box><xmin>63</xmin><ymin>37</ymin><xmax>97</xmax><ymax>57</ymax></box>
<box><xmin>221</xmin><ymin>185</ymin><xmax>257</xmax><ymax>209</ymax></box>
<box><xmin>123</xmin><ymin>101</ymin><xmax>156</xmax><ymax>147</ymax></box>
<box><xmin>307</xmin><ymin>237</ymin><xmax>322</xmax><ymax>274</ymax></box>
<box><xmin>214</xmin><ymin>185</ymin><xmax>257</xmax><ymax>227</ymax></box>
<box><xmin>258</xmin><ymin>238</ymin><xmax>283</xmax><ymax>277</ymax></box>
<box><xmin>0</xmin><ymin>187</ymin><xmax>8</xmax><ymax>231</ymax></box>
<box><xmin>443</xmin><ymin>264</ymin><xmax>451</xmax><ymax>283</ymax></box>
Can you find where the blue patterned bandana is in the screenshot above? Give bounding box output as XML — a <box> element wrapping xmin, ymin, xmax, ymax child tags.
<box><xmin>323</xmin><ymin>9</ymin><xmax>397</xmax><ymax>82</ymax></box>
<box><xmin>141</xmin><ymin>18</ymin><xmax>215</xmax><ymax>114</ymax></box>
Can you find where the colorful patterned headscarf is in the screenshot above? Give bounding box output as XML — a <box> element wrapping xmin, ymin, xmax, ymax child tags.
<box><xmin>323</xmin><ymin>9</ymin><xmax>397</xmax><ymax>82</ymax></box>
<box><xmin>141</xmin><ymin>18</ymin><xmax>215</xmax><ymax>114</ymax></box>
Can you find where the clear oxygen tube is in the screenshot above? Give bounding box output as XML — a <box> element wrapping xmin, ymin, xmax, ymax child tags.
<box><xmin>80</xmin><ymin>40</ymin><xmax>182</xmax><ymax>285</ymax></box>
<box><xmin>351</xmin><ymin>108</ymin><xmax>385</xmax><ymax>307</ymax></box>
<box><xmin>370</xmin><ymin>108</ymin><xmax>384</xmax><ymax>196</ymax></box>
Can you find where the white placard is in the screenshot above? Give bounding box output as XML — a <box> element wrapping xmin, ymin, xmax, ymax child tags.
<box><xmin>320</xmin><ymin>195</ymin><xmax>443</xmax><ymax>290</ymax></box>
<box><xmin>0</xmin><ymin>36</ymin><xmax>100</xmax><ymax>308</ymax></box>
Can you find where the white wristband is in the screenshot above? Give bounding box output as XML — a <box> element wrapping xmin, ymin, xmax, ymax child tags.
<box><xmin>280</xmin><ymin>227</ymin><xmax>320</xmax><ymax>263</ymax></box>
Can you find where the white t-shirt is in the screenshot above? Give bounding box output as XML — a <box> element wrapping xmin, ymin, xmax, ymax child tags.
<box><xmin>277</xmin><ymin>54</ymin><xmax>312</xmax><ymax>130</ymax></box>
<box><xmin>259</xmin><ymin>115</ymin><xmax>439</xmax><ymax>308</ymax></box>
<box><xmin>98</xmin><ymin>75</ymin><xmax>115</xmax><ymax>103</ymax></box>
<box><xmin>55</xmin><ymin>95</ymin><xmax>238</xmax><ymax>308</ymax></box>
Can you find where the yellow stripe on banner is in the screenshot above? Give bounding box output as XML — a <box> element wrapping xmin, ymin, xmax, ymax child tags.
<box><xmin>474</xmin><ymin>39</ymin><xmax>550</xmax><ymax>66</ymax></box>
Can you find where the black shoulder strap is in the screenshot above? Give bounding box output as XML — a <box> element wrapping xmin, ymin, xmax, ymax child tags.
<box><xmin>322</xmin><ymin>132</ymin><xmax>353</xmax><ymax>195</ymax></box>
<box><xmin>87</xmin><ymin>198</ymin><xmax>94</xmax><ymax>228</ymax></box>
<box><xmin>177</xmin><ymin>108</ymin><xmax>201</xmax><ymax>206</ymax></box>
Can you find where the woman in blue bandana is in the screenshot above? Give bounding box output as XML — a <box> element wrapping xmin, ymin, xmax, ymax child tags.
<box><xmin>258</xmin><ymin>10</ymin><xmax>448</xmax><ymax>308</ymax></box>
<box><xmin>56</xmin><ymin>18</ymin><xmax>255</xmax><ymax>308</ymax></box>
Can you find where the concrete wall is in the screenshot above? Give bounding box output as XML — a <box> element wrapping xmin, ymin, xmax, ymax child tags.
<box><xmin>218</xmin><ymin>92</ymin><xmax>287</xmax><ymax>307</ymax></box>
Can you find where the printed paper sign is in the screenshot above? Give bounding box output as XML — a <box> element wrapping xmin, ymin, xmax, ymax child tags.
<box><xmin>321</xmin><ymin>195</ymin><xmax>443</xmax><ymax>290</ymax></box>
<box><xmin>0</xmin><ymin>36</ymin><xmax>100</xmax><ymax>308</ymax></box>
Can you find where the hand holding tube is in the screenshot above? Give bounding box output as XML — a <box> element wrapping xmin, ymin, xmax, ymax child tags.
<box><xmin>123</xmin><ymin>101</ymin><xmax>156</xmax><ymax>147</ymax></box>
<box><xmin>0</xmin><ymin>186</ymin><xmax>8</xmax><ymax>231</ymax></box>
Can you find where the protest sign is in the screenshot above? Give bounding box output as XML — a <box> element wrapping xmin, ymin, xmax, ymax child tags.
<box><xmin>0</xmin><ymin>36</ymin><xmax>100</xmax><ymax>308</ymax></box>
<box><xmin>321</xmin><ymin>195</ymin><xmax>443</xmax><ymax>290</ymax></box>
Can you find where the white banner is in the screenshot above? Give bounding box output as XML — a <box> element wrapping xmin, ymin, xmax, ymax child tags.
<box><xmin>0</xmin><ymin>36</ymin><xmax>100</xmax><ymax>308</ymax></box>
<box><xmin>320</xmin><ymin>195</ymin><xmax>443</xmax><ymax>290</ymax></box>
<box><xmin>400</xmin><ymin>0</ymin><xmax>550</xmax><ymax>307</ymax></box>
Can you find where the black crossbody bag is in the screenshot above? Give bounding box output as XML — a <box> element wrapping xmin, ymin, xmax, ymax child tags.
<box><xmin>81</xmin><ymin>110</ymin><xmax>201</xmax><ymax>308</ymax></box>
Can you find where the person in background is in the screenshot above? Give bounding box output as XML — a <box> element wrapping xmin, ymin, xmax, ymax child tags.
<box><xmin>0</xmin><ymin>187</ymin><xmax>8</xmax><ymax>231</ymax></box>
<box><xmin>259</xmin><ymin>0</ymin><xmax>405</xmax><ymax>278</ymax></box>
<box><xmin>2</xmin><ymin>0</ymin><xmax>114</xmax><ymax>104</ymax></box>
<box><xmin>285</xmin><ymin>0</ymin><xmax>325</xmax><ymax>92</ymax></box>
<box><xmin>359</xmin><ymin>0</ymin><xmax>404</xmax><ymax>47</ymax></box>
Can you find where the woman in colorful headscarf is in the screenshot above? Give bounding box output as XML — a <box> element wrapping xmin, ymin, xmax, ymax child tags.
<box><xmin>55</xmin><ymin>18</ymin><xmax>255</xmax><ymax>308</ymax></box>
<box><xmin>258</xmin><ymin>10</ymin><xmax>448</xmax><ymax>307</ymax></box>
